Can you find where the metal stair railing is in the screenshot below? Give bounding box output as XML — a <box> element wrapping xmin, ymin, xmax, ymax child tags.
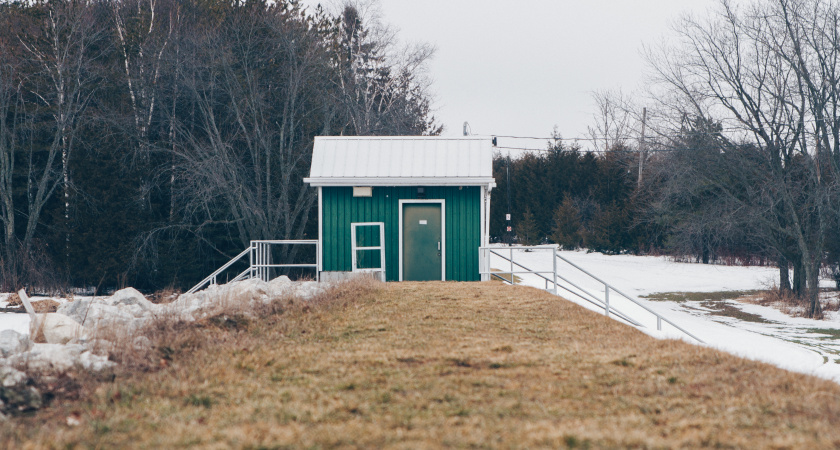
<box><xmin>187</xmin><ymin>240</ymin><xmax>320</xmax><ymax>294</ymax></box>
<box><xmin>479</xmin><ymin>246</ymin><xmax>704</xmax><ymax>344</ymax></box>
<box><xmin>249</xmin><ymin>240</ymin><xmax>319</xmax><ymax>282</ymax></box>
<box><xmin>553</xmin><ymin>252</ymin><xmax>703</xmax><ymax>342</ymax></box>
<box><xmin>187</xmin><ymin>247</ymin><xmax>251</xmax><ymax>294</ymax></box>
<box><xmin>480</xmin><ymin>247</ymin><xmax>642</xmax><ymax>328</ymax></box>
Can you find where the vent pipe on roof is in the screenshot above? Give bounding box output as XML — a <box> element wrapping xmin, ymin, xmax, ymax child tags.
<box><xmin>463</xmin><ymin>122</ymin><xmax>470</xmax><ymax>136</ymax></box>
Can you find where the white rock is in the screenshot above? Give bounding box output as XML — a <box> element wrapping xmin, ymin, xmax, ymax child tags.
<box><xmin>105</xmin><ymin>288</ymin><xmax>157</xmax><ymax>318</ymax></box>
<box><xmin>83</xmin><ymin>339</ymin><xmax>114</xmax><ymax>356</ymax></box>
<box><xmin>0</xmin><ymin>366</ymin><xmax>27</xmax><ymax>388</ymax></box>
<box><xmin>80</xmin><ymin>304</ymin><xmax>139</xmax><ymax>332</ymax></box>
<box><xmin>0</xmin><ymin>330</ymin><xmax>32</xmax><ymax>357</ymax></box>
<box><xmin>168</xmin><ymin>278</ymin><xmax>272</xmax><ymax>320</ymax></box>
<box><xmin>132</xmin><ymin>335</ymin><xmax>151</xmax><ymax>351</ymax></box>
<box><xmin>12</xmin><ymin>343</ymin><xmax>85</xmax><ymax>373</ymax></box>
<box><xmin>40</xmin><ymin>314</ymin><xmax>88</xmax><ymax>345</ymax></box>
<box><xmin>56</xmin><ymin>299</ymin><xmax>96</xmax><ymax>323</ymax></box>
<box><xmin>78</xmin><ymin>351</ymin><xmax>115</xmax><ymax>371</ymax></box>
<box><xmin>291</xmin><ymin>281</ymin><xmax>324</xmax><ymax>300</ymax></box>
<box><xmin>15</xmin><ymin>343</ymin><xmax>115</xmax><ymax>373</ymax></box>
<box><xmin>269</xmin><ymin>275</ymin><xmax>292</xmax><ymax>285</ymax></box>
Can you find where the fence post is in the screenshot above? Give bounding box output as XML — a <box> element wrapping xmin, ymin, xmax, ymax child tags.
<box><xmin>552</xmin><ymin>248</ymin><xmax>558</xmax><ymax>294</ymax></box>
<box><xmin>605</xmin><ymin>285</ymin><xmax>610</xmax><ymax>318</ymax></box>
<box><xmin>509</xmin><ymin>248</ymin><xmax>514</xmax><ymax>285</ymax></box>
<box><xmin>249</xmin><ymin>241</ymin><xmax>254</xmax><ymax>280</ymax></box>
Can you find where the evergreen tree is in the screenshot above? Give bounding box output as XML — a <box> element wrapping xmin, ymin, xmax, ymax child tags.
<box><xmin>551</xmin><ymin>196</ymin><xmax>582</xmax><ymax>250</ymax></box>
<box><xmin>517</xmin><ymin>209</ymin><xmax>540</xmax><ymax>246</ymax></box>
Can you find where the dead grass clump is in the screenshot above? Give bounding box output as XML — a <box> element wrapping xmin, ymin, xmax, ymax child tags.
<box><xmin>6</xmin><ymin>292</ymin><xmax>21</xmax><ymax>306</ymax></box>
<box><xmin>31</xmin><ymin>299</ymin><xmax>59</xmax><ymax>313</ymax></box>
<box><xmin>149</xmin><ymin>287</ymin><xmax>181</xmax><ymax>304</ymax></box>
<box><xmin>819</xmin><ymin>290</ymin><xmax>840</xmax><ymax>312</ymax></box>
<box><xmin>303</xmin><ymin>276</ymin><xmax>382</xmax><ymax>311</ymax></box>
<box><xmin>205</xmin><ymin>313</ymin><xmax>251</xmax><ymax>331</ymax></box>
<box><xmin>743</xmin><ymin>287</ymin><xmax>813</xmax><ymax>317</ymax></box>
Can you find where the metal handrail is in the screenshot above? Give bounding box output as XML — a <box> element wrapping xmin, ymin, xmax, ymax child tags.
<box><xmin>188</xmin><ymin>240</ymin><xmax>320</xmax><ymax>294</ymax></box>
<box><xmin>554</xmin><ymin>253</ymin><xmax>704</xmax><ymax>343</ymax></box>
<box><xmin>482</xmin><ymin>248</ymin><xmax>642</xmax><ymax>327</ymax></box>
<box><xmin>187</xmin><ymin>247</ymin><xmax>251</xmax><ymax>294</ymax></box>
<box><xmin>480</xmin><ymin>246</ymin><xmax>704</xmax><ymax>344</ymax></box>
<box><xmin>249</xmin><ymin>240</ymin><xmax>320</xmax><ymax>282</ymax></box>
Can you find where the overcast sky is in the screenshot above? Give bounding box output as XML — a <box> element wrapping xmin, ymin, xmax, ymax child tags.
<box><xmin>299</xmin><ymin>0</ymin><xmax>719</xmax><ymax>149</ymax></box>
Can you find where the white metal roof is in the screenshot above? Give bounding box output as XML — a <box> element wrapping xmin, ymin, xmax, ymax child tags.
<box><xmin>303</xmin><ymin>136</ymin><xmax>496</xmax><ymax>187</ymax></box>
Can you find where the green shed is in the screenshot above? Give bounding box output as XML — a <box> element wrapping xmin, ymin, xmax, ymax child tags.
<box><xmin>304</xmin><ymin>136</ymin><xmax>496</xmax><ymax>282</ymax></box>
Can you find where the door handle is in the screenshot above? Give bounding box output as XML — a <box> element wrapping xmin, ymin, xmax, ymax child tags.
<box><xmin>437</xmin><ymin>241</ymin><xmax>441</xmax><ymax>250</ymax></box>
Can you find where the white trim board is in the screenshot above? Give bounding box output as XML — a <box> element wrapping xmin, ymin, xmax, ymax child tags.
<box><xmin>398</xmin><ymin>199</ymin><xmax>446</xmax><ymax>282</ymax></box>
<box><xmin>317</xmin><ymin>186</ymin><xmax>323</xmax><ymax>274</ymax></box>
<box><xmin>303</xmin><ymin>176</ymin><xmax>496</xmax><ymax>188</ymax></box>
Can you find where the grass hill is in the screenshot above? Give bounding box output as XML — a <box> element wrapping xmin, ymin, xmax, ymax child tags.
<box><xmin>4</xmin><ymin>280</ymin><xmax>840</xmax><ymax>448</ymax></box>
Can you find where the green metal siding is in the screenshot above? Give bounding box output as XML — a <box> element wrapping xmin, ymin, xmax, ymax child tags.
<box><xmin>321</xmin><ymin>186</ymin><xmax>481</xmax><ymax>281</ymax></box>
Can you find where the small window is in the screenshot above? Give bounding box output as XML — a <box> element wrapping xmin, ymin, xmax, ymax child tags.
<box><xmin>351</xmin><ymin>222</ymin><xmax>386</xmax><ymax>281</ymax></box>
<box><xmin>353</xmin><ymin>186</ymin><xmax>372</xmax><ymax>197</ymax></box>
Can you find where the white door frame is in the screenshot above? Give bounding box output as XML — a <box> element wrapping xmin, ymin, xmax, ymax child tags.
<box><xmin>398</xmin><ymin>199</ymin><xmax>446</xmax><ymax>281</ymax></box>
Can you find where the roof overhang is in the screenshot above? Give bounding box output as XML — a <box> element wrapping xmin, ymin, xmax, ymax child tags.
<box><xmin>304</xmin><ymin>176</ymin><xmax>496</xmax><ymax>188</ymax></box>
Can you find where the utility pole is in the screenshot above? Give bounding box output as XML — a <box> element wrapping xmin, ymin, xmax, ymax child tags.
<box><xmin>505</xmin><ymin>154</ymin><xmax>512</xmax><ymax>246</ymax></box>
<box><xmin>638</xmin><ymin>107</ymin><xmax>647</xmax><ymax>188</ymax></box>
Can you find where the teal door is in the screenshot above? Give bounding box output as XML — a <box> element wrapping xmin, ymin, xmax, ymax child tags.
<box><xmin>403</xmin><ymin>204</ymin><xmax>442</xmax><ymax>281</ymax></box>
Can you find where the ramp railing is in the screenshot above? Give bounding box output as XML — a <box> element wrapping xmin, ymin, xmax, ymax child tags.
<box><xmin>188</xmin><ymin>240</ymin><xmax>319</xmax><ymax>294</ymax></box>
<box><xmin>479</xmin><ymin>246</ymin><xmax>704</xmax><ymax>343</ymax></box>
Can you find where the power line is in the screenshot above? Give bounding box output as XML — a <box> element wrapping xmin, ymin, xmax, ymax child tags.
<box><xmin>494</xmin><ymin>122</ymin><xmax>837</xmax><ymax>144</ymax></box>
<box><xmin>495</xmin><ymin>145</ymin><xmax>693</xmax><ymax>154</ymax></box>
<box><xmin>493</xmin><ymin>143</ymin><xmax>793</xmax><ymax>154</ymax></box>
<box><xmin>493</xmin><ymin>127</ymin><xmax>750</xmax><ymax>143</ymax></box>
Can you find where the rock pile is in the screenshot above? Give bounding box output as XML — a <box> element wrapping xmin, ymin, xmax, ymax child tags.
<box><xmin>0</xmin><ymin>276</ymin><xmax>326</xmax><ymax>419</ymax></box>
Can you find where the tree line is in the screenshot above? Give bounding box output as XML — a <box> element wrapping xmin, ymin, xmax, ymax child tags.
<box><xmin>489</xmin><ymin>143</ymin><xmax>654</xmax><ymax>255</ymax></box>
<box><xmin>0</xmin><ymin>0</ymin><xmax>439</xmax><ymax>292</ymax></box>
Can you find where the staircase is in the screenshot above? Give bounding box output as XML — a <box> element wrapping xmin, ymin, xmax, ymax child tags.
<box><xmin>187</xmin><ymin>240</ymin><xmax>319</xmax><ymax>294</ymax></box>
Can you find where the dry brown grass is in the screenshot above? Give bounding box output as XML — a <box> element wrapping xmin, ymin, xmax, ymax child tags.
<box><xmin>489</xmin><ymin>268</ymin><xmax>524</xmax><ymax>284</ymax></box>
<box><xmin>5</xmin><ymin>292</ymin><xmax>21</xmax><ymax>307</ymax></box>
<box><xmin>741</xmin><ymin>288</ymin><xmax>840</xmax><ymax>318</ymax></box>
<box><xmin>4</xmin><ymin>280</ymin><xmax>840</xmax><ymax>448</ymax></box>
<box><xmin>30</xmin><ymin>299</ymin><xmax>59</xmax><ymax>313</ymax></box>
<box><xmin>149</xmin><ymin>287</ymin><xmax>182</xmax><ymax>305</ymax></box>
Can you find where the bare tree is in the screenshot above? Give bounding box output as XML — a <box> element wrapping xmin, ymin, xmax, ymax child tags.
<box><xmin>334</xmin><ymin>2</ymin><xmax>439</xmax><ymax>135</ymax></box>
<box><xmin>648</xmin><ymin>0</ymin><xmax>840</xmax><ymax>317</ymax></box>
<box><xmin>164</xmin><ymin>2</ymin><xmax>334</xmax><ymax>263</ymax></box>
<box><xmin>111</xmin><ymin>0</ymin><xmax>178</xmax><ymax>170</ymax></box>
<box><xmin>0</xmin><ymin>49</ymin><xmax>22</xmax><ymax>285</ymax></box>
<box><xmin>0</xmin><ymin>0</ymin><xmax>103</xmax><ymax>286</ymax></box>
<box><xmin>587</xmin><ymin>89</ymin><xmax>638</xmax><ymax>153</ymax></box>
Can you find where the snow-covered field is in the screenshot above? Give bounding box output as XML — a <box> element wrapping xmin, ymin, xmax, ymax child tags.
<box><xmin>488</xmin><ymin>246</ymin><xmax>840</xmax><ymax>383</ymax></box>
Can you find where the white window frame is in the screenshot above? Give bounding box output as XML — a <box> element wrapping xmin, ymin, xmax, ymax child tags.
<box><xmin>398</xmin><ymin>199</ymin><xmax>446</xmax><ymax>281</ymax></box>
<box><xmin>351</xmin><ymin>222</ymin><xmax>386</xmax><ymax>281</ymax></box>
